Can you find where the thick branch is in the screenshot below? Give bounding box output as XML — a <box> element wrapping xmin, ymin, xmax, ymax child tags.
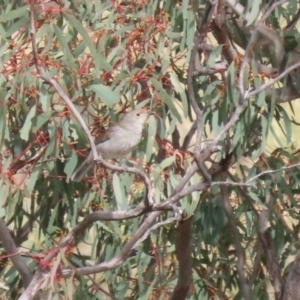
<box><xmin>257</xmin><ymin>193</ymin><xmax>282</xmax><ymax>299</ymax></box>
<box><xmin>0</xmin><ymin>219</ymin><xmax>33</xmax><ymax>288</ymax></box>
<box><xmin>282</xmin><ymin>250</ymin><xmax>300</xmax><ymax>300</ymax></box>
<box><xmin>170</xmin><ymin>217</ymin><xmax>193</xmax><ymax>300</ymax></box>
<box><xmin>220</xmin><ymin>183</ymin><xmax>251</xmax><ymax>300</ymax></box>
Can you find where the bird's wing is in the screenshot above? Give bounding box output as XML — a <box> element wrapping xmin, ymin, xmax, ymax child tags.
<box><xmin>94</xmin><ymin>125</ymin><xmax>115</xmax><ymax>144</ymax></box>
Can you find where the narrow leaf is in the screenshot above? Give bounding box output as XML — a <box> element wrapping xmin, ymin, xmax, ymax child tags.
<box><xmin>20</xmin><ymin>105</ymin><xmax>36</xmax><ymax>141</ymax></box>
<box><xmin>113</xmin><ymin>173</ymin><xmax>127</xmax><ymax>210</ymax></box>
<box><xmin>90</xmin><ymin>84</ymin><xmax>120</xmax><ymax>107</ymax></box>
<box><xmin>64</xmin><ymin>13</ymin><xmax>112</xmax><ymax>73</ymax></box>
<box><xmin>150</xmin><ymin>78</ymin><xmax>181</xmax><ymax>121</ymax></box>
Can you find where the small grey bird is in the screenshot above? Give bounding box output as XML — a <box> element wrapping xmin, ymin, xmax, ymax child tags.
<box><xmin>71</xmin><ymin>109</ymin><xmax>153</xmax><ymax>181</ymax></box>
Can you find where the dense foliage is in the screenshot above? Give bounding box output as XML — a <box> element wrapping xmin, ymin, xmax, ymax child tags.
<box><xmin>1</xmin><ymin>0</ymin><xmax>300</xmax><ymax>299</ymax></box>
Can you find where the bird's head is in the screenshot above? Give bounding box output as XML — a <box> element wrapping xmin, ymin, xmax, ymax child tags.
<box><xmin>122</xmin><ymin>109</ymin><xmax>154</xmax><ymax>127</ymax></box>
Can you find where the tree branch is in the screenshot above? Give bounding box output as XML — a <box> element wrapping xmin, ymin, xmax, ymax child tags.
<box><xmin>186</xmin><ymin>1</ymin><xmax>218</xmax><ymax>183</ymax></box>
<box><xmin>0</xmin><ymin>219</ymin><xmax>33</xmax><ymax>288</ymax></box>
<box><xmin>257</xmin><ymin>193</ymin><xmax>282</xmax><ymax>299</ymax></box>
<box><xmin>220</xmin><ymin>183</ymin><xmax>251</xmax><ymax>300</ymax></box>
<box><xmin>247</xmin><ymin>61</ymin><xmax>300</xmax><ymax>99</ymax></box>
<box><xmin>181</xmin><ymin>122</ymin><xmax>197</xmax><ymax>151</ymax></box>
<box><xmin>238</xmin><ymin>0</ymin><xmax>287</xmax><ymax>97</ymax></box>
<box><xmin>282</xmin><ymin>250</ymin><xmax>300</xmax><ymax>300</ymax></box>
<box><xmin>246</xmin><ymin>162</ymin><xmax>300</xmax><ymax>183</ymax></box>
<box><xmin>170</xmin><ymin>217</ymin><xmax>193</xmax><ymax>300</ymax></box>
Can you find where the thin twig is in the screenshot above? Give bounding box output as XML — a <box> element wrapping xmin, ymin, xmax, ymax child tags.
<box><xmin>247</xmin><ymin>61</ymin><xmax>300</xmax><ymax>98</ymax></box>
<box><xmin>132</xmin><ymin>215</ymin><xmax>183</xmax><ymax>248</ymax></box>
<box><xmin>181</xmin><ymin>122</ymin><xmax>197</xmax><ymax>151</ymax></box>
<box><xmin>259</xmin><ymin>0</ymin><xmax>288</xmax><ymax>25</ymax></box>
<box><xmin>246</xmin><ymin>162</ymin><xmax>300</xmax><ymax>183</ymax></box>
<box><xmin>239</xmin><ymin>0</ymin><xmax>288</xmax><ymax>98</ymax></box>
<box><xmin>101</xmin><ymin>161</ymin><xmax>154</xmax><ymax>206</ymax></box>
<box><xmin>210</xmin><ymin>46</ymin><xmax>300</xmax><ymax>149</ymax></box>
<box><xmin>227</xmin><ymin>0</ymin><xmax>287</xmax><ymax>24</ymax></box>
<box><xmin>211</xmin><ymin>99</ymin><xmax>249</xmax><ymax>147</ymax></box>
<box><xmin>211</xmin><ymin>181</ymin><xmax>255</xmax><ymax>187</ymax></box>
<box><xmin>187</xmin><ymin>1</ymin><xmax>218</xmax><ymax>183</ymax></box>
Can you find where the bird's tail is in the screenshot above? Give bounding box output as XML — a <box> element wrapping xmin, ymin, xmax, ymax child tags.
<box><xmin>71</xmin><ymin>155</ymin><xmax>94</xmax><ymax>182</ymax></box>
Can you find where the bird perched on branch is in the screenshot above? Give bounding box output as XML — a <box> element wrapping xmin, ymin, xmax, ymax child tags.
<box><xmin>71</xmin><ymin>109</ymin><xmax>153</xmax><ymax>182</ymax></box>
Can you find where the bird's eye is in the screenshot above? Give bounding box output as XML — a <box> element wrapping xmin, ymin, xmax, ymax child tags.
<box><xmin>136</xmin><ymin>113</ymin><xmax>140</xmax><ymax>116</ymax></box>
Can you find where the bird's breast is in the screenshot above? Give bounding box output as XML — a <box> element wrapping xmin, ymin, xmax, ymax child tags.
<box><xmin>96</xmin><ymin>127</ymin><xmax>142</xmax><ymax>159</ymax></box>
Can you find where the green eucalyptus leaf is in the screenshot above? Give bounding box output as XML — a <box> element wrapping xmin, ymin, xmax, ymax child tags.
<box><xmin>20</xmin><ymin>105</ymin><xmax>36</xmax><ymax>141</ymax></box>
<box><xmin>89</xmin><ymin>84</ymin><xmax>120</xmax><ymax>107</ymax></box>
<box><xmin>150</xmin><ymin>78</ymin><xmax>181</xmax><ymax>121</ymax></box>
<box><xmin>64</xmin><ymin>13</ymin><xmax>112</xmax><ymax>73</ymax></box>
<box><xmin>0</xmin><ymin>6</ymin><xmax>28</xmax><ymax>22</ymax></box>
<box><xmin>246</xmin><ymin>0</ymin><xmax>262</xmax><ymax>26</ymax></box>
<box><xmin>113</xmin><ymin>173</ymin><xmax>127</xmax><ymax>210</ymax></box>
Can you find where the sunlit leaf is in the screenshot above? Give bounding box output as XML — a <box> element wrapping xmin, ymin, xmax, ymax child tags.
<box><xmin>89</xmin><ymin>84</ymin><xmax>120</xmax><ymax>107</ymax></box>
<box><xmin>113</xmin><ymin>173</ymin><xmax>127</xmax><ymax>210</ymax></box>
<box><xmin>0</xmin><ymin>6</ymin><xmax>28</xmax><ymax>22</ymax></box>
<box><xmin>150</xmin><ymin>78</ymin><xmax>182</xmax><ymax>121</ymax></box>
<box><xmin>64</xmin><ymin>13</ymin><xmax>112</xmax><ymax>73</ymax></box>
<box><xmin>20</xmin><ymin>105</ymin><xmax>36</xmax><ymax>141</ymax></box>
<box><xmin>246</xmin><ymin>0</ymin><xmax>262</xmax><ymax>26</ymax></box>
